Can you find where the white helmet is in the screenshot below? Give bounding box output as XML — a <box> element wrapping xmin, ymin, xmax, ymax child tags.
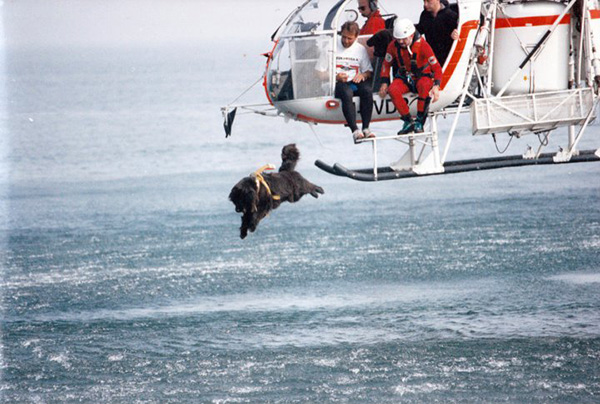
<box><xmin>393</xmin><ymin>18</ymin><xmax>416</xmax><ymax>39</ymax></box>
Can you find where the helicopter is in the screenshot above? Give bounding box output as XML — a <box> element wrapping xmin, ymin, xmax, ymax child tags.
<box><xmin>222</xmin><ymin>0</ymin><xmax>600</xmax><ymax>181</ymax></box>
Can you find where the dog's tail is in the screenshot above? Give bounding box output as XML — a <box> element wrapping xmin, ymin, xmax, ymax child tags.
<box><xmin>280</xmin><ymin>143</ymin><xmax>299</xmax><ymax>172</ymax></box>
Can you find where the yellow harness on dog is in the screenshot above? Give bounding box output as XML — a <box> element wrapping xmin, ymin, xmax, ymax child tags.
<box><xmin>252</xmin><ymin>164</ymin><xmax>281</xmax><ymax>201</ymax></box>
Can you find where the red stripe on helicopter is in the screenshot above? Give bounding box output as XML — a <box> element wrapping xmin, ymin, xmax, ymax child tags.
<box><xmin>494</xmin><ymin>14</ymin><xmax>570</xmax><ymax>29</ymax></box>
<box><xmin>590</xmin><ymin>10</ymin><xmax>600</xmax><ymax>19</ymax></box>
<box><xmin>441</xmin><ymin>20</ymin><xmax>478</xmax><ymax>90</ymax></box>
<box><xmin>263</xmin><ymin>40</ymin><xmax>280</xmax><ymax>107</ymax></box>
<box><xmin>296</xmin><ymin>113</ymin><xmax>345</xmax><ymax>125</ymax></box>
<box><xmin>296</xmin><ymin>113</ymin><xmax>402</xmax><ymax>125</ymax></box>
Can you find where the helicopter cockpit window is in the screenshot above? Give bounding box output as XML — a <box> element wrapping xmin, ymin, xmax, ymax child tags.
<box><xmin>266</xmin><ymin>32</ymin><xmax>335</xmax><ymax>101</ymax></box>
<box><xmin>280</xmin><ymin>0</ymin><xmax>325</xmax><ymax>37</ymax></box>
<box><xmin>267</xmin><ymin>0</ymin><xmax>393</xmax><ymax>102</ymax></box>
<box><xmin>267</xmin><ymin>0</ymin><xmax>349</xmax><ymax>101</ymax></box>
<box><xmin>290</xmin><ymin>35</ymin><xmax>333</xmax><ymax>99</ymax></box>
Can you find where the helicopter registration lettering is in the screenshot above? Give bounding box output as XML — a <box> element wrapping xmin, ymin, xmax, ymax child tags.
<box><xmin>372</xmin><ymin>98</ymin><xmax>397</xmax><ymax>115</ymax></box>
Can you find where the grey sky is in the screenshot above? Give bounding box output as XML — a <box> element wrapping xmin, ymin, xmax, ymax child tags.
<box><xmin>2</xmin><ymin>0</ymin><xmax>292</xmax><ymax>48</ymax></box>
<box><xmin>2</xmin><ymin>0</ymin><xmax>422</xmax><ymax>49</ymax></box>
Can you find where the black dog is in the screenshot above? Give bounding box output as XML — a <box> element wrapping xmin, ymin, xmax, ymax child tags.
<box><xmin>229</xmin><ymin>144</ymin><xmax>324</xmax><ymax>239</ymax></box>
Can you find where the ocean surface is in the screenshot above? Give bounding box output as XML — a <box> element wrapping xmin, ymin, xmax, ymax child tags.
<box><xmin>2</xmin><ymin>39</ymin><xmax>600</xmax><ymax>403</ymax></box>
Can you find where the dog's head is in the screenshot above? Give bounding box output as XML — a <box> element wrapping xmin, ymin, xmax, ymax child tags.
<box><xmin>229</xmin><ymin>177</ymin><xmax>258</xmax><ymax>214</ymax></box>
<box><xmin>229</xmin><ymin>176</ymin><xmax>273</xmax><ymax>239</ymax></box>
<box><xmin>280</xmin><ymin>144</ymin><xmax>300</xmax><ymax>172</ymax></box>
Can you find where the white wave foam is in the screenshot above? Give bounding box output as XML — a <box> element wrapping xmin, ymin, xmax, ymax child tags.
<box><xmin>314</xmin><ymin>358</ymin><xmax>339</xmax><ymax>368</ymax></box>
<box><xmin>229</xmin><ymin>386</ymin><xmax>263</xmax><ymax>394</ymax></box>
<box><xmin>21</xmin><ymin>338</ymin><xmax>40</xmax><ymax>348</ymax></box>
<box><xmin>48</xmin><ymin>353</ymin><xmax>71</xmax><ymax>369</ymax></box>
<box><xmin>394</xmin><ymin>382</ymin><xmax>448</xmax><ymax>396</ymax></box>
<box><xmin>548</xmin><ymin>273</ymin><xmax>600</xmax><ymax>284</ymax></box>
<box><xmin>108</xmin><ymin>353</ymin><xmax>124</xmax><ymax>362</ymax></box>
<box><xmin>20</xmin><ymin>280</ymin><xmax>491</xmax><ymax>323</ymax></box>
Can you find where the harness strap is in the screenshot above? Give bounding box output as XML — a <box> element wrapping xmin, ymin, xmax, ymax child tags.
<box><xmin>394</xmin><ymin>35</ymin><xmax>432</xmax><ymax>80</ymax></box>
<box><xmin>252</xmin><ymin>164</ymin><xmax>281</xmax><ymax>201</ymax></box>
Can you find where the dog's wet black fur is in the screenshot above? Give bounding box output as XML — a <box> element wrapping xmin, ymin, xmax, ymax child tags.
<box><xmin>229</xmin><ymin>144</ymin><xmax>324</xmax><ymax>239</ymax></box>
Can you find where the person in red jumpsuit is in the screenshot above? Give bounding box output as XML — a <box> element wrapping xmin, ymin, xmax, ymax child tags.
<box><xmin>358</xmin><ymin>0</ymin><xmax>386</xmax><ymax>35</ymax></box>
<box><xmin>378</xmin><ymin>18</ymin><xmax>442</xmax><ymax>134</ymax></box>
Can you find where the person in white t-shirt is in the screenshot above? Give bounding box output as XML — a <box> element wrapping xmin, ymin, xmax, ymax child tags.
<box><xmin>317</xmin><ymin>21</ymin><xmax>374</xmax><ymax>143</ymax></box>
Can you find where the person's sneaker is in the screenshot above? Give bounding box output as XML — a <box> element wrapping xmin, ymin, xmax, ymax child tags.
<box><xmin>362</xmin><ymin>128</ymin><xmax>375</xmax><ymax>138</ymax></box>
<box><xmin>353</xmin><ymin>129</ymin><xmax>365</xmax><ymax>144</ymax></box>
<box><xmin>398</xmin><ymin>120</ymin><xmax>414</xmax><ymax>135</ymax></box>
<box><xmin>413</xmin><ymin>121</ymin><xmax>424</xmax><ymax>133</ymax></box>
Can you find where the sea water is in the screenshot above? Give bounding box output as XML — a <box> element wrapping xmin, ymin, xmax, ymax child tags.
<box><xmin>2</xmin><ymin>32</ymin><xmax>600</xmax><ymax>404</ymax></box>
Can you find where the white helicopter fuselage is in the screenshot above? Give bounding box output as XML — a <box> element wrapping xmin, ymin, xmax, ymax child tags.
<box><xmin>264</xmin><ymin>0</ymin><xmax>479</xmax><ymax>124</ymax></box>
<box><xmin>263</xmin><ymin>0</ymin><xmax>600</xmax><ymax>127</ymax></box>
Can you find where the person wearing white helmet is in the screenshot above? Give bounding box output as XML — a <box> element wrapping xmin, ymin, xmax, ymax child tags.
<box><xmin>394</xmin><ymin>18</ymin><xmax>416</xmax><ymax>40</ymax></box>
<box><xmin>378</xmin><ymin>18</ymin><xmax>442</xmax><ymax>134</ymax></box>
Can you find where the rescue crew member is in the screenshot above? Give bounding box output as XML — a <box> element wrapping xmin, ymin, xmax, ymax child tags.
<box><xmin>378</xmin><ymin>18</ymin><xmax>442</xmax><ymax>134</ymax></box>
<box><xmin>416</xmin><ymin>0</ymin><xmax>459</xmax><ymax>67</ymax></box>
<box><xmin>316</xmin><ymin>21</ymin><xmax>374</xmax><ymax>143</ymax></box>
<box><xmin>358</xmin><ymin>0</ymin><xmax>386</xmax><ymax>35</ymax></box>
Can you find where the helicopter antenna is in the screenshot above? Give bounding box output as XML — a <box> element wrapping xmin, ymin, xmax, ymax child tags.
<box><xmin>307</xmin><ymin>122</ymin><xmax>332</xmax><ymax>150</ymax></box>
<box><xmin>225</xmin><ymin>74</ymin><xmax>264</xmax><ymax>107</ymax></box>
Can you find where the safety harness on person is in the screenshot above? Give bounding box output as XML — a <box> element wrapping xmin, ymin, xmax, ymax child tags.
<box><xmin>393</xmin><ymin>33</ymin><xmax>438</xmax><ymax>92</ymax></box>
<box><xmin>391</xmin><ymin>33</ymin><xmax>440</xmax><ymax>125</ymax></box>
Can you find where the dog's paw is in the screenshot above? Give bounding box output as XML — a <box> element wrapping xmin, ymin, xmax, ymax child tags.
<box><xmin>311</xmin><ymin>186</ymin><xmax>324</xmax><ymax>198</ymax></box>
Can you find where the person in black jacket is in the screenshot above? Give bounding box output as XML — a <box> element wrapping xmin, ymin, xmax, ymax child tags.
<box><xmin>415</xmin><ymin>0</ymin><xmax>459</xmax><ymax>67</ymax></box>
